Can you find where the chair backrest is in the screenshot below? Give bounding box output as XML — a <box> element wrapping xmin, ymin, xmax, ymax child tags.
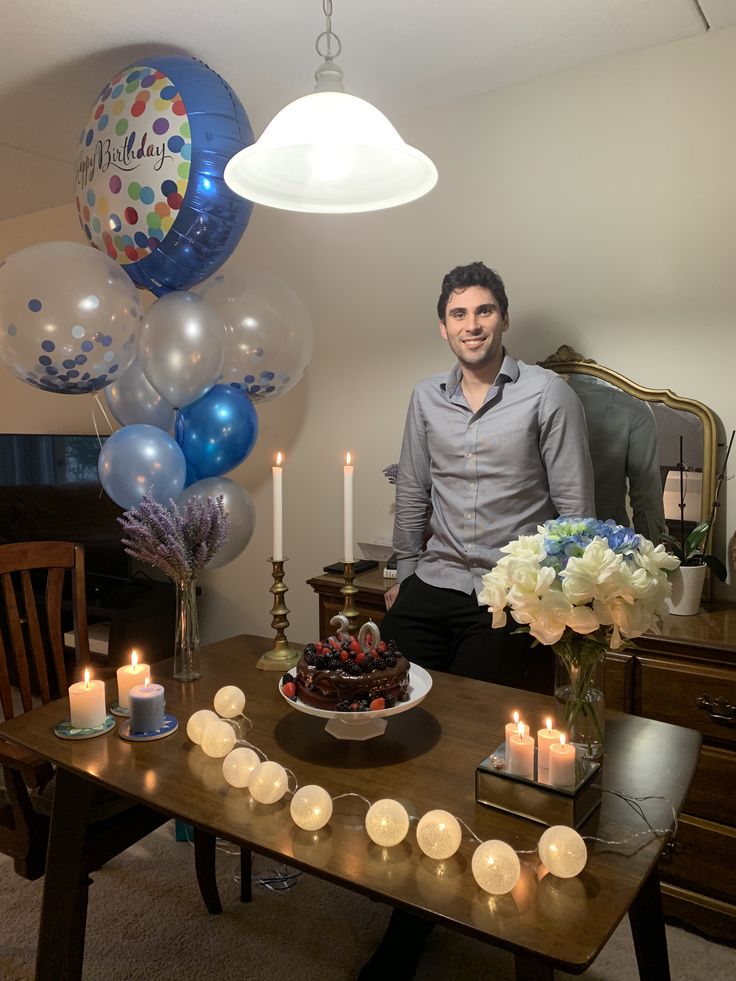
<box><xmin>0</xmin><ymin>541</ymin><xmax>89</xmax><ymax>720</ymax></box>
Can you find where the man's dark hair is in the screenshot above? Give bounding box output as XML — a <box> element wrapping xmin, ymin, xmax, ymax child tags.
<box><xmin>437</xmin><ymin>261</ymin><xmax>509</xmax><ymax>322</ymax></box>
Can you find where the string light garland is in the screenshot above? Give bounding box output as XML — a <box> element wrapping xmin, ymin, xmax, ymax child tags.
<box><xmin>189</xmin><ymin>688</ymin><xmax>679</xmax><ymax>897</ymax></box>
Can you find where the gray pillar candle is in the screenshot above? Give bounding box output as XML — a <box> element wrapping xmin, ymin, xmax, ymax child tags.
<box><xmin>129</xmin><ymin>681</ymin><xmax>165</xmax><ymax>733</ymax></box>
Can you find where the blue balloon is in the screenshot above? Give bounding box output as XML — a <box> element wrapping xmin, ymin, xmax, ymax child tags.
<box><xmin>98</xmin><ymin>424</ymin><xmax>187</xmax><ymax>509</ymax></box>
<box><xmin>175</xmin><ymin>384</ymin><xmax>258</xmax><ymax>483</ymax></box>
<box><xmin>76</xmin><ymin>56</ymin><xmax>254</xmax><ymax>297</ymax></box>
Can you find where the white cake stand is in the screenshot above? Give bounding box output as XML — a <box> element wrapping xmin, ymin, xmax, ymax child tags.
<box><xmin>279</xmin><ymin>663</ymin><xmax>432</xmax><ymax>740</ymax></box>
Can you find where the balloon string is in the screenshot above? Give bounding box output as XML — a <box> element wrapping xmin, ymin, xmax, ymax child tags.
<box><xmin>93</xmin><ymin>392</ymin><xmax>115</xmax><ymax>441</ymax></box>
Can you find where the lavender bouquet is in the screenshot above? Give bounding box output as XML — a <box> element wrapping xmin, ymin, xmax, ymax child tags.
<box><xmin>118</xmin><ymin>489</ymin><xmax>230</xmax><ymax>582</ymax></box>
<box><xmin>118</xmin><ymin>490</ymin><xmax>230</xmax><ymax>680</ymax></box>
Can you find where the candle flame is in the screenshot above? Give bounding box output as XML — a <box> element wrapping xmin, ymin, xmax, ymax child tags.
<box><xmin>84</xmin><ymin>668</ymin><xmax>90</xmax><ymax>688</ymax></box>
<box><xmin>275</xmin><ymin>451</ymin><xmax>283</xmax><ymax>466</ymax></box>
<box><xmin>560</xmin><ymin>734</ymin><xmax>566</xmax><ymax>747</ymax></box>
<box><xmin>345</xmin><ymin>451</ymin><xmax>352</xmax><ymax>466</ymax></box>
<box><xmin>546</xmin><ymin>717</ymin><xmax>552</xmax><ymax>731</ymax></box>
<box><xmin>513</xmin><ymin>710</ymin><xmax>519</xmax><ymax>724</ymax></box>
<box><xmin>518</xmin><ymin>722</ymin><xmax>526</xmax><ymax>738</ymax></box>
<box><xmin>132</xmin><ymin>650</ymin><xmax>138</xmax><ymax>670</ymax></box>
<box><xmin>144</xmin><ymin>676</ymin><xmax>151</xmax><ymax>688</ymax></box>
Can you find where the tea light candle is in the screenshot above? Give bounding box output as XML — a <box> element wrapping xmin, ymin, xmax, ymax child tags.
<box><xmin>507</xmin><ymin>722</ymin><xmax>535</xmax><ymax>778</ymax></box>
<box><xmin>549</xmin><ymin>734</ymin><xmax>577</xmax><ymax>786</ymax></box>
<box><xmin>537</xmin><ymin>717</ymin><xmax>562</xmax><ymax>770</ymax></box>
<box><xmin>116</xmin><ymin>649</ymin><xmax>150</xmax><ymax>709</ymax></box>
<box><xmin>504</xmin><ymin>710</ymin><xmax>521</xmax><ymax>746</ymax></box>
<box><xmin>129</xmin><ymin>678</ymin><xmax>165</xmax><ymax>734</ymax></box>
<box><xmin>69</xmin><ymin>669</ymin><xmax>107</xmax><ymax>729</ymax></box>
<box><xmin>343</xmin><ymin>451</ymin><xmax>354</xmax><ymax>563</ymax></box>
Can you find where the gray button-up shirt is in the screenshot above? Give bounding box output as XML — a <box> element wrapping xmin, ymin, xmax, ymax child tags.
<box><xmin>393</xmin><ymin>353</ymin><xmax>595</xmax><ymax>595</ymax></box>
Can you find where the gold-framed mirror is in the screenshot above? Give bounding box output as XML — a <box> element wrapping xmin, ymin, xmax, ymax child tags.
<box><xmin>540</xmin><ymin>345</ymin><xmax>718</xmax><ymax>541</ymax></box>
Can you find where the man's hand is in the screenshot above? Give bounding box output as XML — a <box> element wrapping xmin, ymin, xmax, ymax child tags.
<box><xmin>384</xmin><ymin>583</ymin><xmax>400</xmax><ymax>610</ymax></box>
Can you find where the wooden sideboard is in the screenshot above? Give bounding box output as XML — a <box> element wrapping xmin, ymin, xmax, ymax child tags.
<box><xmin>307</xmin><ymin>568</ymin><xmax>736</xmax><ymax>945</ymax></box>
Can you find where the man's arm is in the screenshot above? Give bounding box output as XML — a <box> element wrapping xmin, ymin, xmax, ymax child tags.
<box><xmin>539</xmin><ymin>375</ymin><xmax>596</xmax><ymax>517</ymax></box>
<box><xmin>627</xmin><ymin>404</ymin><xmax>668</xmax><ymax>542</ymax></box>
<box><xmin>392</xmin><ymin>389</ymin><xmax>433</xmax><ymax>584</ymax></box>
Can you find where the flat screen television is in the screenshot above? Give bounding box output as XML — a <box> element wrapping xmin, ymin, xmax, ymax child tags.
<box><xmin>0</xmin><ymin>433</ymin><xmax>132</xmax><ymax>583</ymax></box>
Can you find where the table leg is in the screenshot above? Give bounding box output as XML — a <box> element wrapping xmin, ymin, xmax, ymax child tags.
<box><xmin>513</xmin><ymin>952</ymin><xmax>553</xmax><ymax>981</ymax></box>
<box><xmin>193</xmin><ymin>828</ymin><xmax>223</xmax><ymax>914</ymax></box>
<box><xmin>629</xmin><ymin>867</ymin><xmax>671</xmax><ymax>981</ymax></box>
<box><xmin>36</xmin><ymin>769</ymin><xmax>94</xmax><ymax>981</ymax></box>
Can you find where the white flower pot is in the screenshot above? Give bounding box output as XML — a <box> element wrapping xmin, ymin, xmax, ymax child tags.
<box><xmin>666</xmin><ymin>565</ymin><xmax>707</xmax><ymax>616</ymax></box>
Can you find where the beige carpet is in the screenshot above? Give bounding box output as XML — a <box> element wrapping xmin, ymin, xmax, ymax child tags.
<box><xmin>0</xmin><ymin>822</ymin><xmax>733</xmax><ymax>980</ymax></box>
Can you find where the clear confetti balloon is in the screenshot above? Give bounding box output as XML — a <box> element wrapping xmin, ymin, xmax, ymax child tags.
<box><xmin>195</xmin><ymin>267</ymin><xmax>313</xmax><ymax>402</ymax></box>
<box><xmin>0</xmin><ymin>241</ymin><xmax>141</xmax><ymax>394</ymax></box>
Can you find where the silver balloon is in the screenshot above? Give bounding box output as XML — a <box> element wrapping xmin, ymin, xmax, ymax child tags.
<box><xmin>137</xmin><ymin>291</ymin><xmax>227</xmax><ymax>409</ymax></box>
<box><xmin>195</xmin><ymin>267</ymin><xmax>313</xmax><ymax>402</ymax></box>
<box><xmin>177</xmin><ymin>476</ymin><xmax>255</xmax><ymax>569</ymax></box>
<box><xmin>0</xmin><ymin>241</ymin><xmax>141</xmax><ymax>394</ymax></box>
<box><xmin>103</xmin><ymin>358</ymin><xmax>176</xmax><ymax>431</ymax></box>
<box><xmin>98</xmin><ymin>424</ymin><xmax>186</xmax><ymax>510</ymax></box>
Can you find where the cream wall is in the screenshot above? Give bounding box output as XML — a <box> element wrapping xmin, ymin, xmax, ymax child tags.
<box><xmin>1</xmin><ymin>26</ymin><xmax>734</xmax><ymax>648</ymax></box>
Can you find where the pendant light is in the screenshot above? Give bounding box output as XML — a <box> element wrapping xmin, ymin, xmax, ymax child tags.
<box><xmin>224</xmin><ymin>0</ymin><xmax>438</xmax><ymax>213</ymax></box>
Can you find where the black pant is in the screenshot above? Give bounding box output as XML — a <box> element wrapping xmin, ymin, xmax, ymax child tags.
<box><xmin>380</xmin><ymin>573</ymin><xmax>554</xmax><ymax>694</ymax></box>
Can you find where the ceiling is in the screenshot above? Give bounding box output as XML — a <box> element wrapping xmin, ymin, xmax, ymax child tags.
<box><xmin>1</xmin><ymin>0</ymin><xmax>735</xmax><ymax>223</ymax></box>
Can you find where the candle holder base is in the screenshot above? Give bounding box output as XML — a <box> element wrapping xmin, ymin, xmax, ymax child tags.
<box><xmin>110</xmin><ymin>701</ymin><xmax>130</xmax><ymax>718</ymax></box>
<box><xmin>54</xmin><ymin>714</ymin><xmax>115</xmax><ymax>740</ymax></box>
<box><xmin>118</xmin><ymin>714</ymin><xmax>179</xmax><ymax>742</ymax></box>
<box><xmin>340</xmin><ymin>561</ymin><xmax>360</xmax><ymax>634</ymax></box>
<box><xmin>256</xmin><ymin>643</ymin><xmax>301</xmax><ymax>672</ymax></box>
<box><xmin>475</xmin><ymin>742</ymin><xmax>601</xmax><ymax>829</ymax></box>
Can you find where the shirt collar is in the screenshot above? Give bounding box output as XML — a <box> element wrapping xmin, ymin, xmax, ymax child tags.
<box><xmin>441</xmin><ymin>351</ymin><xmax>519</xmax><ymax>396</ymax></box>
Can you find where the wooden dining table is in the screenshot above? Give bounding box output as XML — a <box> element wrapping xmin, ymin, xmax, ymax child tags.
<box><xmin>0</xmin><ymin>634</ymin><xmax>702</xmax><ymax>981</ymax></box>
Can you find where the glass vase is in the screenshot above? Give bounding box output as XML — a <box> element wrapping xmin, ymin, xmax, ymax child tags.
<box><xmin>173</xmin><ymin>578</ymin><xmax>201</xmax><ymax>681</ymax></box>
<box><xmin>553</xmin><ymin>634</ymin><xmax>606</xmax><ymax>761</ymax></box>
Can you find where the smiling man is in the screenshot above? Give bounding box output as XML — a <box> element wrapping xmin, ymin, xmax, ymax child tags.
<box><xmin>381</xmin><ymin>260</ymin><xmax>595</xmax><ymax>689</ymax></box>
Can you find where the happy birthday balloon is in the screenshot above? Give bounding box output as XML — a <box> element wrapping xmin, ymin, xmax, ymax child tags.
<box><xmin>98</xmin><ymin>423</ymin><xmax>186</xmax><ymax>508</ymax></box>
<box><xmin>76</xmin><ymin>56</ymin><xmax>254</xmax><ymax>296</ymax></box>
<box><xmin>195</xmin><ymin>267</ymin><xmax>314</xmax><ymax>402</ymax></box>
<box><xmin>175</xmin><ymin>384</ymin><xmax>258</xmax><ymax>484</ymax></box>
<box><xmin>104</xmin><ymin>358</ymin><xmax>175</xmax><ymax>430</ymax></box>
<box><xmin>137</xmin><ymin>291</ymin><xmax>227</xmax><ymax>409</ymax></box>
<box><xmin>0</xmin><ymin>241</ymin><xmax>141</xmax><ymax>394</ymax></box>
<box><xmin>177</xmin><ymin>476</ymin><xmax>255</xmax><ymax>568</ymax></box>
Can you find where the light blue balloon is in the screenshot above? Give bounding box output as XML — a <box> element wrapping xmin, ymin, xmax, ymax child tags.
<box><xmin>103</xmin><ymin>358</ymin><xmax>176</xmax><ymax>431</ymax></box>
<box><xmin>175</xmin><ymin>384</ymin><xmax>258</xmax><ymax>484</ymax></box>
<box><xmin>98</xmin><ymin>424</ymin><xmax>186</xmax><ymax>509</ymax></box>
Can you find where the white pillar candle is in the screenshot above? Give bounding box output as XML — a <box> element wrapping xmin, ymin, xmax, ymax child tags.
<box><xmin>116</xmin><ymin>650</ymin><xmax>151</xmax><ymax>709</ymax></box>
<box><xmin>504</xmin><ymin>710</ymin><xmax>521</xmax><ymax>747</ymax></box>
<box><xmin>129</xmin><ymin>678</ymin><xmax>166</xmax><ymax>734</ymax></box>
<box><xmin>69</xmin><ymin>669</ymin><xmax>107</xmax><ymax>729</ymax></box>
<box><xmin>549</xmin><ymin>734</ymin><xmax>577</xmax><ymax>786</ymax></box>
<box><xmin>343</xmin><ymin>451</ymin><xmax>354</xmax><ymax>563</ymax></box>
<box><xmin>272</xmin><ymin>451</ymin><xmax>283</xmax><ymax>561</ymax></box>
<box><xmin>537</xmin><ymin>717</ymin><xmax>562</xmax><ymax>770</ymax></box>
<box><xmin>507</xmin><ymin>722</ymin><xmax>535</xmax><ymax>778</ymax></box>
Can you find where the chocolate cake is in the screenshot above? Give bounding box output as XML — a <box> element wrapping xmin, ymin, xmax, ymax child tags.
<box><xmin>284</xmin><ymin>631</ymin><xmax>410</xmax><ymax>712</ymax></box>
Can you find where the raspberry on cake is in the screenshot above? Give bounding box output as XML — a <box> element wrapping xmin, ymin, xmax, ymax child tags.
<box><xmin>290</xmin><ymin>619</ymin><xmax>410</xmax><ymax>711</ymax></box>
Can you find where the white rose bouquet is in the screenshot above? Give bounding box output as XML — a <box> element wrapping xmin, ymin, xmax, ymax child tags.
<box><xmin>478</xmin><ymin>517</ymin><xmax>680</xmax><ymax>756</ymax></box>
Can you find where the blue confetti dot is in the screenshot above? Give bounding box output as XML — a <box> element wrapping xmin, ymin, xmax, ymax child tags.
<box><xmin>81</xmin><ymin>340</ymin><xmax>93</xmax><ymax>352</ymax></box>
<box><xmin>7</xmin><ymin>324</ymin><xmax>16</xmax><ymax>336</ymax></box>
<box><xmin>167</xmin><ymin>135</ymin><xmax>185</xmax><ymax>154</ymax></box>
<box><xmin>101</xmin><ymin>335</ymin><xmax>113</xmax><ymax>347</ymax></box>
<box><xmin>63</xmin><ymin>359</ymin><xmax>76</xmax><ymax>369</ymax></box>
<box><xmin>28</xmin><ymin>299</ymin><xmax>43</xmax><ymax>313</ymax></box>
<box><xmin>38</xmin><ymin>355</ymin><xmax>52</xmax><ymax>366</ymax></box>
<box><xmin>41</xmin><ymin>339</ymin><xmax>54</xmax><ymax>352</ymax></box>
<box><xmin>75</xmin><ymin>354</ymin><xmax>87</xmax><ymax>365</ymax></box>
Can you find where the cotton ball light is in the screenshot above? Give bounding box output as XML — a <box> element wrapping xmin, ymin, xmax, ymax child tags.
<box><xmin>471</xmin><ymin>840</ymin><xmax>521</xmax><ymax>895</ymax></box>
<box><xmin>538</xmin><ymin>825</ymin><xmax>587</xmax><ymax>878</ymax></box>
<box><xmin>248</xmin><ymin>760</ymin><xmax>289</xmax><ymax>804</ymax></box>
<box><xmin>200</xmin><ymin>719</ymin><xmax>237</xmax><ymax>758</ymax></box>
<box><xmin>416</xmin><ymin>809</ymin><xmax>463</xmax><ymax>860</ymax></box>
<box><xmin>186</xmin><ymin>709</ymin><xmax>219</xmax><ymax>745</ymax></box>
<box><xmin>213</xmin><ymin>685</ymin><xmax>246</xmax><ymax>718</ymax></box>
<box><xmin>290</xmin><ymin>784</ymin><xmax>333</xmax><ymax>831</ymax></box>
<box><xmin>365</xmin><ymin>799</ymin><xmax>410</xmax><ymax>847</ymax></box>
<box><xmin>222</xmin><ymin>747</ymin><xmax>261</xmax><ymax>788</ymax></box>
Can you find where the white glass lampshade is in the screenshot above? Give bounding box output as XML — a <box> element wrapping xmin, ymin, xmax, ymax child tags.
<box><xmin>224</xmin><ymin>91</ymin><xmax>438</xmax><ymax>214</ymax></box>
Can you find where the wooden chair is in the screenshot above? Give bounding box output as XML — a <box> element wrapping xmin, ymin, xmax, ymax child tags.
<box><xmin>0</xmin><ymin>539</ymin><xmax>248</xmax><ymax>916</ymax></box>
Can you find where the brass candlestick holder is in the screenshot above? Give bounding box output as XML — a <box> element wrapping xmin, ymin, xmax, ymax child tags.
<box><xmin>340</xmin><ymin>560</ymin><xmax>360</xmax><ymax>635</ymax></box>
<box><xmin>257</xmin><ymin>558</ymin><xmax>301</xmax><ymax>671</ymax></box>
